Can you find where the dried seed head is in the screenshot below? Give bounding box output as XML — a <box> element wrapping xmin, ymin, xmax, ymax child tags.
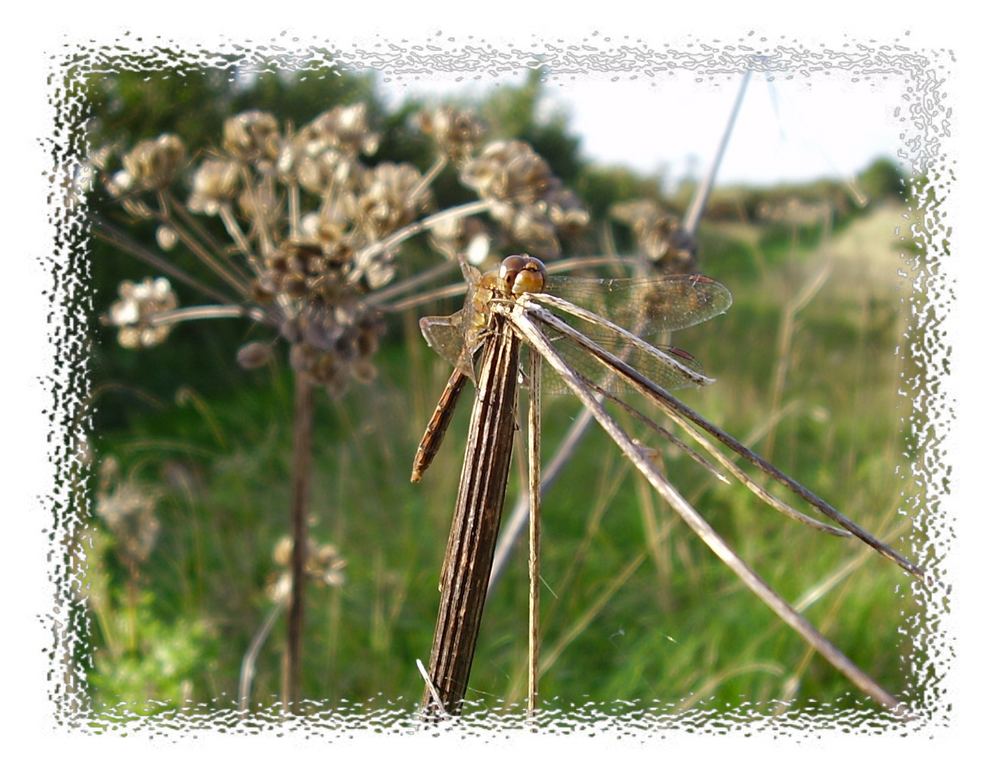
<box><xmin>121</xmin><ymin>134</ymin><xmax>186</xmax><ymax>191</ymax></box>
<box><xmin>611</xmin><ymin>199</ymin><xmax>694</xmax><ymax>272</ymax></box>
<box><xmin>155</xmin><ymin>225</ymin><xmax>178</xmax><ymax>251</ymax></box>
<box><xmin>460</xmin><ymin>140</ymin><xmax>555</xmax><ymax>206</ymax></box>
<box><xmin>493</xmin><ymin>203</ymin><xmax>561</xmax><ymax>259</ymax></box>
<box><xmin>287</xmin><ymin>103</ymin><xmax>379</xmax><ymax>194</ymax></box>
<box><xmin>284</xmin><ymin>300</ymin><xmax>385</xmax><ymax>393</ymax></box>
<box><xmin>305</xmin><ymin>541</ymin><xmax>347</xmax><ymax>587</ymax></box>
<box><xmin>429</xmin><ymin>216</ymin><xmax>492</xmax><ymax>263</ymax></box>
<box><xmin>273</xmin><ymin>535</ymin><xmax>294</xmax><ymax>567</ymax></box>
<box><xmin>353</xmin><ymin>162</ymin><xmax>432</xmax><ymax>240</ymax></box>
<box><xmin>223</xmin><ymin>110</ymin><xmax>281</xmax><ymax>166</ymax></box>
<box><xmin>236</xmin><ymin>341</ymin><xmax>273</xmax><ymax>369</ymax></box>
<box><xmin>351</xmin><ymin>359</ymin><xmax>378</xmax><ymax>384</ymax></box>
<box><xmin>188</xmin><ymin>158</ymin><xmax>241</xmax><ymax>215</ymax></box>
<box><xmin>269</xmin><ymin>535</ymin><xmax>346</xmax><ymax>599</ymax></box>
<box><xmin>105</xmin><ymin>169</ymin><xmax>133</xmax><ymax>197</ymax></box>
<box><xmin>95</xmin><ymin>459</ymin><xmax>161</xmax><ymax>569</ymax></box>
<box><xmin>299</xmin><ymin>193</ymin><xmax>356</xmax><ymax>253</ymax></box>
<box><xmin>108</xmin><ymin>277</ymin><xmax>179</xmax><ymax>349</ymax></box>
<box><xmin>541</xmin><ymin>183</ymin><xmax>590</xmax><ymax>236</ymax></box>
<box><xmin>237</xmin><ymin>180</ymin><xmax>282</xmax><ymax>229</ymax></box>
<box><xmin>416</xmin><ymin>106</ymin><xmax>486</xmax><ymax>164</ymax></box>
<box><xmin>305</xmin><ymin>103</ymin><xmax>379</xmax><ymax>158</ymax></box>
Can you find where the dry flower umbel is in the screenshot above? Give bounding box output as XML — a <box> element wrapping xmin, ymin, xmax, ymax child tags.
<box><xmin>95</xmin><ymin>457</ymin><xmax>161</xmax><ymax>572</ymax></box>
<box><xmin>92</xmin><ymin>99</ymin><xmax>593</xmax><ymax>710</ymax></box>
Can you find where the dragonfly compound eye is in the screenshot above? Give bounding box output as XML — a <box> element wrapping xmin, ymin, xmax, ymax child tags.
<box><xmin>499</xmin><ymin>254</ymin><xmax>547</xmax><ymax>296</ymax></box>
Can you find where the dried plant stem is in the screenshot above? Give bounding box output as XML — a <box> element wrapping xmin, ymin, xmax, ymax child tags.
<box><xmin>164</xmin><ymin>192</ymin><xmax>236</xmax><ymax>270</ymax></box>
<box><xmin>91</xmin><ymin>216</ymin><xmax>238</xmax><ymax>306</ymax></box>
<box><xmin>288</xmin><ymin>183</ymin><xmax>301</xmax><ymax>239</ymax></box>
<box><xmin>148</xmin><ymin>304</ymin><xmax>273</xmax><ymax>327</ymax></box>
<box><xmin>219</xmin><ymin>202</ymin><xmax>262</xmax><ymax>270</ymax></box>
<box><xmin>682</xmin><ymin>69</ymin><xmax>752</xmax><ymax>235</ymax></box>
<box><xmin>360</xmin><ymin>199</ymin><xmax>491</xmax><ymax>265</ymax></box>
<box><xmin>764</xmin><ymin>257</ymin><xmax>833</xmax><ymax>459</ymax></box>
<box><xmin>156</xmin><ymin>192</ymin><xmax>252</xmax><ymax>297</ymax></box>
<box><xmin>544</xmin><ymin>255</ymin><xmax>640</xmax><ymax>276</ymax></box>
<box><xmin>409</xmin><ymin>154</ymin><xmax>448</xmax><ymax>206</ymax></box>
<box><xmin>487</xmin><ymin>409</ymin><xmax>594</xmax><ymax>596</ymax></box>
<box><xmin>423</xmin><ymin>321</ymin><xmax>521</xmax><ymax>715</ymax></box>
<box><xmin>239</xmin><ymin>591</ymin><xmax>288</xmax><ymax>714</ymax></box>
<box><xmin>509</xmin><ymin>303</ymin><xmax>906</xmax><ymax>713</ymax></box>
<box><xmin>240</xmin><ymin>167</ymin><xmax>276</xmax><ymax>256</ymax></box>
<box><xmin>366</xmin><ymin>260</ymin><xmax>460</xmax><ymax>308</ymax></box>
<box><xmin>526</xmin><ymin>349</ymin><xmax>542</xmax><ymax>715</ymax></box>
<box><xmin>282</xmin><ymin>372</ymin><xmax>314</xmax><ymax>713</ymax></box>
<box><xmin>383</xmin><ymin>282</ymin><xmax>470</xmax><ymax>313</ymax></box>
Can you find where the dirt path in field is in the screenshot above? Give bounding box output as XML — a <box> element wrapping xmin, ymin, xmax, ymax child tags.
<box><xmin>821</xmin><ymin>202</ymin><xmax>913</xmax><ymax>293</ymax></box>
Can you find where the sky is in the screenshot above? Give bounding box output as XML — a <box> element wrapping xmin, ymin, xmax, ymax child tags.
<box><xmin>378</xmin><ymin>69</ymin><xmax>907</xmax><ymax>189</ymax></box>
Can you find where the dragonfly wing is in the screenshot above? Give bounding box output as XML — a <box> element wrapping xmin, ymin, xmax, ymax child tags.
<box><xmin>420</xmin><ymin>311</ymin><xmax>468</xmax><ymax>368</ymax></box>
<box><xmin>529</xmin><ymin>325</ymin><xmax>710</xmax><ymax>395</ymax></box>
<box><xmin>544</xmin><ymin>273</ymin><xmax>732</xmax><ymax>335</ymax></box>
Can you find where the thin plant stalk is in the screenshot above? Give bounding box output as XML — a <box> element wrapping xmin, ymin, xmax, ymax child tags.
<box><xmin>155</xmin><ymin>192</ymin><xmax>252</xmax><ymax>296</ymax></box>
<box><xmin>148</xmin><ymin>304</ymin><xmax>273</xmax><ymax>327</ymax></box>
<box><xmin>91</xmin><ymin>216</ymin><xmax>239</xmax><ymax>306</ymax></box>
<box><xmin>366</xmin><ymin>260</ymin><xmax>460</xmax><ymax>307</ymax></box>
<box><xmin>357</xmin><ymin>200</ymin><xmax>491</xmax><ymax>267</ymax></box>
<box><xmin>239</xmin><ymin>591</ymin><xmax>288</xmax><ymax>714</ymax></box>
<box><xmin>409</xmin><ymin>154</ymin><xmax>448</xmax><ymax>206</ymax></box>
<box><xmin>526</xmin><ymin>348</ymin><xmax>542</xmax><ymax>714</ymax></box>
<box><xmin>282</xmin><ymin>371</ymin><xmax>314</xmax><ymax>712</ymax></box>
<box><xmin>507</xmin><ymin>301</ymin><xmax>907</xmax><ymax>713</ymax></box>
<box><xmin>764</xmin><ymin>232</ymin><xmax>833</xmax><ymax>459</ymax></box>
<box><xmin>164</xmin><ymin>192</ymin><xmax>245</xmax><ymax>277</ymax></box>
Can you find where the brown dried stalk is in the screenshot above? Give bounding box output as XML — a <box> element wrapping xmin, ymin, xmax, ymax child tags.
<box><xmin>282</xmin><ymin>372</ymin><xmax>314</xmax><ymax>712</ymax></box>
<box><xmin>422</xmin><ymin>321</ymin><xmax>521</xmax><ymax>714</ymax></box>
<box><xmin>91</xmin><ymin>215</ymin><xmax>240</xmax><ymax>307</ymax></box>
<box><xmin>526</xmin><ymin>348</ymin><xmax>542</xmax><ymax>715</ymax></box>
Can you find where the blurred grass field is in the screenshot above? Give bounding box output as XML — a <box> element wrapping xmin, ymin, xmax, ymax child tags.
<box><xmin>84</xmin><ymin>198</ymin><xmax>921</xmax><ymax>717</ymax></box>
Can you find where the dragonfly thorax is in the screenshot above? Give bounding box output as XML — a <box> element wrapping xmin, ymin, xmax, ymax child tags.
<box><xmin>498</xmin><ymin>254</ymin><xmax>547</xmax><ymax>296</ymax></box>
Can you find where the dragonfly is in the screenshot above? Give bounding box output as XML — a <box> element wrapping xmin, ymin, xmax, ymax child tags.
<box><xmin>411</xmin><ymin>254</ymin><xmax>733</xmax><ymax>483</ymax></box>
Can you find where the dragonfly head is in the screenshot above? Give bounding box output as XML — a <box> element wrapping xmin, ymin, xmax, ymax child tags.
<box><xmin>498</xmin><ymin>254</ymin><xmax>547</xmax><ymax>296</ymax></box>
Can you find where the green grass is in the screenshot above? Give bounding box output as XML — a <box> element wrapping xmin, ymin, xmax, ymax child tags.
<box><xmin>83</xmin><ymin>204</ymin><xmax>921</xmax><ymax>719</ymax></box>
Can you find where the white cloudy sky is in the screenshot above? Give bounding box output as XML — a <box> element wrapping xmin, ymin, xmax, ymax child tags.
<box><xmin>378</xmin><ymin>69</ymin><xmax>907</xmax><ymax>188</ymax></box>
